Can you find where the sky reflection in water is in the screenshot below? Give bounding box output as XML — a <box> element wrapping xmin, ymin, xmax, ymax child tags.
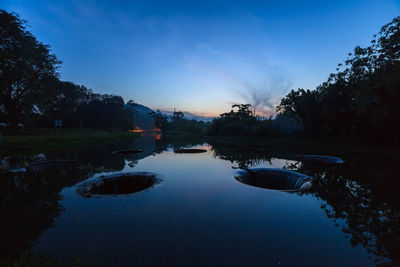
<box><xmin>1</xmin><ymin>135</ymin><xmax>399</xmax><ymax>266</ymax></box>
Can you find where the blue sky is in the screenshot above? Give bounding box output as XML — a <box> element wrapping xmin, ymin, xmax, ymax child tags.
<box><xmin>2</xmin><ymin>0</ymin><xmax>399</xmax><ymax>117</ymax></box>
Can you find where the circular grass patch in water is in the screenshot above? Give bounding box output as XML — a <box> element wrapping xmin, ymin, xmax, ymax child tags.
<box><xmin>76</xmin><ymin>172</ymin><xmax>163</xmax><ymax>198</ymax></box>
<box><xmin>296</xmin><ymin>155</ymin><xmax>344</xmax><ymax>164</ymax></box>
<box><xmin>235</xmin><ymin>168</ymin><xmax>313</xmax><ymax>192</ymax></box>
<box><xmin>174</xmin><ymin>148</ymin><xmax>207</xmax><ymax>154</ymax></box>
<box><xmin>112</xmin><ymin>149</ymin><xmax>144</xmax><ymax>154</ymax></box>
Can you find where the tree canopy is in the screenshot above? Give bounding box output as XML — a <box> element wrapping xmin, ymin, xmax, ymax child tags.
<box><xmin>0</xmin><ymin>10</ymin><xmax>134</xmax><ymax>130</ymax></box>
<box><xmin>0</xmin><ymin>10</ymin><xmax>60</xmax><ymax>126</ymax></box>
<box><xmin>277</xmin><ymin>16</ymin><xmax>400</xmax><ymax>141</ymax></box>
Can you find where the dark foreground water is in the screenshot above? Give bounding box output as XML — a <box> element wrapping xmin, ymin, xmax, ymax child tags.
<box><xmin>1</xmin><ymin>135</ymin><xmax>399</xmax><ymax>266</ymax></box>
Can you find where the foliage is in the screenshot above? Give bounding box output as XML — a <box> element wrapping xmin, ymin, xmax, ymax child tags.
<box><xmin>0</xmin><ymin>10</ymin><xmax>134</xmax><ymax>131</ymax></box>
<box><xmin>37</xmin><ymin>80</ymin><xmax>91</xmax><ymax>128</ymax></box>
<box><xmin>209</xmin><ymin>104</ymin><xmax>280</xmax><ymax>137</ymax></box>
<box><xmin>276</xmin><ymin>89</ymin><xmax>323</xmax><ymax>135</ymax></box>
<box><xmin>0</xmin><ymin>10</ymin><xmax>60</xmax><ymax>126</ymax></box>
<box><xmin>165</xmin><ymin>111</ymin><xmax>210</xmax><ymax>134</ymax></box>
<box><xmin>79</xmin><ymin>94</ymin><xmax>133</xmax><ymax>130</ymax></box>
<box><xmin>277</xmin><ymin>16</ymin><xmax>400</xmax><ymax>141</ymax></box>
<box><xmin>34</xmin><ymin>82</ymin><xmax>134</xmax><ymax>130</ymax></box>
<box><xmin>172</xmin><ymin>111</ymin><xmax>184</xmax><ymax>120</ymax></box>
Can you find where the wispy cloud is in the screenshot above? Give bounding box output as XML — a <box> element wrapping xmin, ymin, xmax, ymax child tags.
<box><xmin>195</xmin><ymin>42</ymin><xmax>229</xmax><ymax>57</ymax></box>
<box><xmin>230</xmin><ymin>72</ymin><xmax>292</xmax><ymax>117</ymax></box>
<box><xmin>186</xmin><ymin>41</ymin><xmax>292</xmax><ymax>117</ymax></box>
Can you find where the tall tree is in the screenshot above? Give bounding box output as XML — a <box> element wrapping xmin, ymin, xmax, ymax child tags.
<box><xmin>172</xmin><ymin>111</ymin><xmax>185</xmax><ymax>121</ymax></box>
<box><xmin>0</xmin><ymin>10</ymin><xmax>60</xmax><ymax>126</ymax></box>
<box><xmin>276</xmin><ymin>89</ymin><xmax>323</xmax><ymax>135</ymax></box>
<box><xmin>40</xmin><ymin>81</ymin><xmax>92</xmax><ymax>128</ymax></box>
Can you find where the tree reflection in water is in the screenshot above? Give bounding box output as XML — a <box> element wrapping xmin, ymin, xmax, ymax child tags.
<box><xmin>284</xmin><ymin>160</ymin><xmax>400</xmax><ymax>266</ymax></box>
<box><xmin>0</xmin><ymin>136</ymin><xmax>158</xmax><ymax>263</ymax></box>
<box><xmin>211</xmin><ymin>141</ymin><xmax>400</xmax><ymax>266</ymax></box>
<box><xmin>0</xmin><ymin>159</ymin><xmax>108</xmax><ymax>263</ymax></box>
<box><xmin>154</xmin><ymin>134</ymin><xmax>208</xmax><ymax>154</ymax></box>
<box><xmin>1</xmin><ymin>136</ymin><xmax>399</xmax><ymax>266</ymax></box>
<box><xmin>209</xmin><ymin>141</ymin><xmax>273</xmax><ymax>169</ymax></box>
<box><xmin>0</xmin><ymin>171</ymin><xmax>65</xmax><ymax>262</ymax></box>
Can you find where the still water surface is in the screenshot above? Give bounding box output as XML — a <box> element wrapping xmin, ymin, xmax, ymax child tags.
<box><xmin>1</xmin><ymin>135</ymin><xmax>399</xmax><ymax>266</ymax></box>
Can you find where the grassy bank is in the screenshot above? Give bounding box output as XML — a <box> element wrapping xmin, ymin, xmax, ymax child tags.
<box><xmin>0</xmin><ymin>129</ymin><xmax>140</xmax><ymax>156</ymax></box>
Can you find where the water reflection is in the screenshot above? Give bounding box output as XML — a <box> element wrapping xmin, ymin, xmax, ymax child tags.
<box><xmin>210</xmin><ymin>141</ymin><xmax>275</xmax><ymax>169</ymax></box>
<box><xmin>154</xmin><ymin>134</ymin><xmax>208</xmax><ymax>153</ymax></box>
<box><xmin>0</xmin><ymin>170</ymin><xmax>73</xmax><ymax>261</ymax></box>
<box><xmin>206</xmin><ymin>140</ymin><xmax>399</xmax><ymax>265</ymax></box>
<box><xmin>1</xmin><ymin>135</ymin><xmax>399</xmax><ymax>266</ymax></box>
<box><xmin>0</xmin><ymin>135</ymin><xmax>164</xmax><ymax>262</ymax></box>
<box><xmin>284</xmin><ymin>160</ymin><xmax>400</xmax><ymax>266</ymax></box>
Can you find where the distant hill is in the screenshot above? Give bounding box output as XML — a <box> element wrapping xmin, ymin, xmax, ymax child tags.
<box><xmin>125</xmin><ymin>103</ymin><xmax>155</xmax><ymax>130</ymax></box>
<box><xmin>125</xmin><ymin>104</ymin><xmax>214</xmax><ymax>130</ymax></box>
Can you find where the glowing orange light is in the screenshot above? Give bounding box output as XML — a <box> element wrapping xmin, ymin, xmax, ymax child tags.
<box><xmin>128</xmin><ymin>127</ymin><xmax>162</xmax><ymax>135</ymax></box>
<box><xmin>129</xmin><ymin>126</ymin><xmax>145</xmax><ymax>133</ymax></box>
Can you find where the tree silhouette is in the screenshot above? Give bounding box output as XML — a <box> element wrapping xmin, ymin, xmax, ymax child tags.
<box><xmin>276</xmin><ymin>16</ymin><xmax>400</xmax><ymax>141</ymax></box>
<box><xmin>285</xmin><ymin>160</ymin><xmax>400</xmax><ymax>266</ymax></box>
<box><xmin>0</xmin><ymin>10</ymin><xmax>60</xmax><ymax>126</ymax></box>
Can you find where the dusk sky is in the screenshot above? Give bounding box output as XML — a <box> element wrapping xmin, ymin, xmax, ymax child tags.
<box><xmin>3</xmin><ymin>0</ymin><xmax>399</xmax><ymax>117</ymax></box>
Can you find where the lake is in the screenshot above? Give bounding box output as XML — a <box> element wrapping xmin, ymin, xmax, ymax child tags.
<box><xmin>1</xmin><ymin>135</ymin><xmax>399</xmax><ymax>266</ymax></box>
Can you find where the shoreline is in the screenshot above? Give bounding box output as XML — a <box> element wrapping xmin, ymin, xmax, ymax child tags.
<box><xmin>1</xmin><ymin>129</ymin><xmax>398</xmax><ymax>160</ymax></box>
<box><xmin>163</xmin><ymin>131</ymin><xmax>400</xmax><ymax>160</ymax></box>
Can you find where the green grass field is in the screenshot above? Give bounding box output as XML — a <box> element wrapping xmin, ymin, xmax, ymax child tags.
<box><xmin>0</xmin><ymin>129</ymin><xmax>140</xmax><ymax>156</ymax></box>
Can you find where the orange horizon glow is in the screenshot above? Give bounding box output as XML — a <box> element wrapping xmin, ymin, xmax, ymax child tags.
<box><xmin>153</xmin><ymin>106</ymin><xmax>276</xmax><ymax>119</ymax></box>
